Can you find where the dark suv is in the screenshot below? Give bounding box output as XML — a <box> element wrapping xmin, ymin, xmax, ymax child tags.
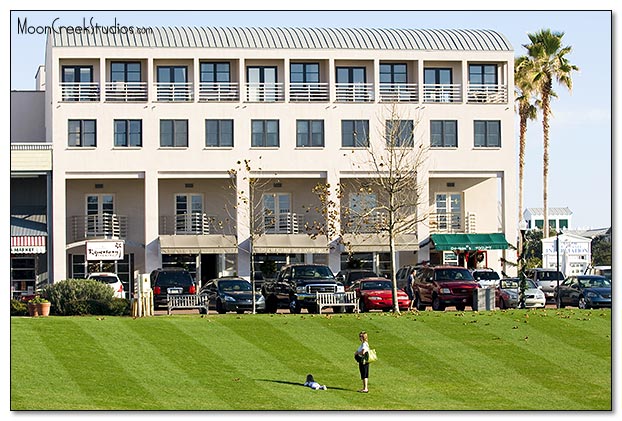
<box><xmin>150</xmin><ymin>268</ymin><xmax>197</xmax><ymax>308</ymax></box>
<box><xmin>412</xmin><ymin>265</ymin><xmax>479</xmax><ymax>311</ymax></box>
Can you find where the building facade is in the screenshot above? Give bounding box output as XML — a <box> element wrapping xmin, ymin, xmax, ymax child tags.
<box><xmin>42</xmin><ymin>27</ymin><xmax>517</xmax><ymax>293</ymax></box>
<box><xmin>542</xmin><ymin>233</ymin><xmax>591</xmax><ymax>276</ymax></box>
<box><xmin>523</xmin><ymin>207</ymin><xmax>573</xmax><ymax>232</ymax></box>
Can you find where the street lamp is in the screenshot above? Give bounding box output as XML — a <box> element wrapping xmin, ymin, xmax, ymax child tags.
<box><xmin>555</xmin><ymin>230</ymin><xmax>562</xmax><ymax>309</ymax></box>
<box><xmin>518</xmin><ymin>220</ymin><xmax>528</xmax><ymax>309</ymax></box>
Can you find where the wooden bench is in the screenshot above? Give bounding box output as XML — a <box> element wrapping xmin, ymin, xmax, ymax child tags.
<box><xmin>166</xmin><ymin>294</ymin><xmax>209</xmax><ymax>315</ymax></box>
<box><xmin>316</xmin><ymin>291</ymin><xmax>359</xmax><ymax>314</ymax></box>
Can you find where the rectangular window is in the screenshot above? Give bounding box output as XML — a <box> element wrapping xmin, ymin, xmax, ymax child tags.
<box><xmin>290</xmin><ymin>63</ymin><xmax>319</xmax><ymax>83</ymax></box>
<box><xmin>386</xmin><ymin>120</ymin><xmax>414</xmax><ymax>147</ymax></box>
<box><xmin>474</xmin><ymin>120</ymin><xmax>501</xmax><ymax>147</ymax></box>
<box><xmin>430</xmin><ymin>120</ymin><xmax>457</xmax><ymax>148</ymax></box>
<box><xmin>62</xmin><ymin>66</ymin><xmax>95</xmax><ymax>101</ymax></box>
<box><xmin>160</xmin><ymin>120</ymin><xmax>188</xmax><ymax>148</ymax></box>
<box><xmin>469</xmin><ymin>64</ymin><xmax>497</xmax><ymax>85</ymax></box>
<box><xmin>296</xmin><ymin>120</ymin><xmax>324</xmax><ymax>147</ymax></box>
<box><xmin>200</xmin><ymin>62</ymin><xmax>230</xmax><ymax>83</ymax></box>
<box><xmin>68</xmin><ymin>119</ymin><xmax>96</xmax><ymax>147</ymax></box>
<box><xmin>341</xmin><ymin>120</ymin><xmax>369</xmax><ymax>147</ymax></box>
<box><xmin>205</xmin><ymin>119</ymin><xmax>234</xmax><ymax>147</ymax></box>
<box><xmin>380</xmin><ymin>63</ymin><xmax>407</xmax><ymax>84</ymax></box>
<box><xmin>559</xmin><ymin>219</ymin><xmax>569</xmax><ymax>229</ymax></box>
<box><xmin>251</xmin><ymin>120</ymin><xmax>279</xmax><ymax>147</ymax></box>
<box><xmin>535</xmin><ymin>219</ymin><xmax>544</xmax><ymax>229</ymax></box>
<box><xmin>111</xmin><ymin>62</ymin><xmax>141</xmax><ymax>83</ymax></box>
<box><xmin>114</xmin><ymin>120</ymin><xmax>142</xmax><ymax>147</ymax></box>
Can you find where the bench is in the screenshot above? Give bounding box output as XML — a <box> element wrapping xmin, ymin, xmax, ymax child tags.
<box><xmin>316</xmin><ymin>291</ymin><xmax>359</xmax><ymax>314</ymax></box>
<box><xmin>166</xmin><ymin>294</ymin><xmax>209</xmax><ymax>315</ymax></box>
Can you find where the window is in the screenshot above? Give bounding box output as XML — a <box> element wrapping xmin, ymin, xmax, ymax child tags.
<box><xmin>435</xmin><ymin>193</ymin><xmax>462</xmax><ymax>231</ymax></box>
<box><xmin>469</xmin><ymin>64</ymin><xmax>497</xmax><ymax>85</ymax></box>
<box><xmin>205</xmin><ymin>120</ymin><xmax>233</xmax><ymax>147</ymax></box>
<box><xmin>176</xmin><ymin>194</ymin><xmax>204</xmax><ymax>234</ymax></box>
<box><xmin>342</xmin><ymin>120</ymin><xmax>369</xmax><ymax>147</ymax></box>
<box><xmin>68</xmin><ymin>120</ymin><xmax>96</xmax><ymax>147</ymax></box>
<box><xmin>62</xmin><ymin>65</ymin><xmax>95</xmax><ymax>101</ymax></box>
<box><xmin>247</xmin><ymin>66</ymin><xmax>278</xmax><ymax>101</ymax></box>
<box><xmin>430</xmin><ymin>120</ymin><xmax>457</xmax><ymax>148</ymax></box>
<box><xmin>380</xmin><ymin>63</ymin><xmax>407</xmax><ymax>84</ymax></box>
<box><xmin>160</xmin><ymin>120</ymin><xmax>188</xmax><ymax>147</ymax></box>
<box><xmin>111</xmin><ymin>62</ymin><xmax>141</xmax><ymax>83</ymax></box>
<box><xmin>262</xmin><ymin>193</ymin><xmax>292</xmax><ymax>233</ymax></box>
<box><xmin>296</xmin><ymin>120</ymin><xmax>324</xmax><ymax>147</ymax></box>
<box><xmin>474</xmin><ymin>120</ymin><xmax>501</xmax><ymax>147</ymax></box>
<box><xmin>114</xmin><ymin>120</ymin><xmax>142</xmax><ymax>147</ymax></box>
<box><xmin>559</xmin><ymin>219</ymin><xmax>569</xmax><ymax>229</ymax></box>
<box><xmin>157</xmin><ymin>66</ymin><xmax>187</xmax><ymax>83</ymax></box>
<box><xmin>290</xmin><ymin>63</ymin><xmax>319</xmax><ymax>84</ymax></box>
<box><xmin>200</xmin><ymin>62</ymin><xmax>230</xmax><ymax>83</ymax></box>
<box><xmin>86</xmin><ymin>194</ymin><xmax>114</xmax><ymax>236</ymax></box>
<box><xmin>386</xmin><ymin>120</ymin><xmax>414</xmax><ymax>147</ymax></box>
<box><xmin>157</xmin><ymin>66</ymin><xmax>188</xmax><ymax>101</ymax></box>
<box><xmin>535</xmin><ymin>219</ymin><xmax>544</xmax><ymax>229</ymax></box>
<box><xmin>251</xmin><ymin>120</ymin><xmax>279</xmax><ymax>147</ymax></box>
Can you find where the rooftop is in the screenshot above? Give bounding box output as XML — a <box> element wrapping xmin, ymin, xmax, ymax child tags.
<box><xmin>524</xmin><ymin>207</ymin><xmax>573</xmax><ymax>217</ymax></box>
<box><xmin>49</xmin><ymin>26</ymin><xmax>512</xmax><ymax>51</ymax></box>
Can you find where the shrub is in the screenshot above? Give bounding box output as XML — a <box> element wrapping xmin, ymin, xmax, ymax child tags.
<box><xmin>42</xmin><ymin>279</ymin><xmax>130</xmax><ymax>316</ymax></box>
<box><xmin>10</xmin><ymin>299</ymin><xmax>28</xmax><ymax>316</ymax></box>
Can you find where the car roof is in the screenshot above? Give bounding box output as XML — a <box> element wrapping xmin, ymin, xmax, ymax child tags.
<box><xmin>212</xmin><ymin>278</ymin><xmax>248</xmax><ymax>282</ymax></box>
<box><xmin>88</xmin><ymin>272</ymin><xmax>118</xmax><ymax>277</ymax></box>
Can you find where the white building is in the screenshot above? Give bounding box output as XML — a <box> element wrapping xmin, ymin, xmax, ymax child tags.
<box><xmin>41</xmin><ymin>26</ymin><xmax>517</xmax><ymax>292</ymax></box>
<box><xmin>523</xmin><ymin>207</ymin><xmax>573</xmax><ymax>232</ymax></box>
<box><xmin>542</xmin><ymin>233</ymin><xmax>591</xmax><ymax>276</ymax></box>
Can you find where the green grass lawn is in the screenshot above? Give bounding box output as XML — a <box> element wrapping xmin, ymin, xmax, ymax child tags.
<box><xmin>11</xmin><ymin>308</ymin><xmax>611</xmax><ymax>410</ymax></box>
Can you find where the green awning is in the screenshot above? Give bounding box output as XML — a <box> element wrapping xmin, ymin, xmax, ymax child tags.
<box><xmin>430</xmin><ymin>233</ymin><xmax>509</xmax><ymax>251</ymax></box>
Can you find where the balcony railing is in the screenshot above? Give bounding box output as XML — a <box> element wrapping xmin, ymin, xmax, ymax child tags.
<box><xmin>160</xmin><ymin>213</ymin><xmax>226</xmax><ymax>235</ymax></box>
<box><xmin>198</xmin><ymin>82</ymin><xmax>240</xmax><ymax>102</ymax></box>
<box><xmin>70</xmin><ymin>214</ymin><xmax>128</xmax><ymax>242</ymax></box>
<box><xmin>422</xmin><ymin>84</ymin><xmax>462</xmax><ymax>103</ymax></box>
<box><xmin>289</xmin><ymin>83</ymin><xmax>329</xmax><ymax>102</ymax></box>
<box><xmin>342</xmin><ymin>212</ymin><xmax>389</xmax><ymax>234</ymax></box>
<box><xmin>258</xmin><ymin>212</ymin><xmax>305</xmax><ymax>235</ymax></box>
<box><xmin>104</xmin><ymin>82</ymin><xmax>148</xmax><ymax>102</ymax></box>
<box><xmin>467</xmin><ymin>84</ymin><xmax>508</xmax><ymax>104</ymax></box>
<box><xmin>428</xmin><ymin>212</ymin><xmax>476</xmax><ymax>234</ymax></box>
<box><xmin>156</xmin><ymin>82</ymin><xmax>194</xmax><ymax>102</ymax></box>
<box><xmin>335</xmin><ymin>83</ymin><xmax>375</xmax><ymax>102</ymax></box>
<box><xmin>379</xmin><ymin>83</ymin><xmax>418</xmax><ymax>103</ymax></box>
<box><xmin>245</xmin><ymin>83</ymin><xmax>285</xmax><ymax>102</ymax></box>
<box><xmin>60</xmin><ymin>82</ymin><xmax>100</xmax><ymax>102</ymax></box>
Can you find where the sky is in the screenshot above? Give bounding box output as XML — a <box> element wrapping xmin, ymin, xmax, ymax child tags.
<box><xmin>5</xmin><ymin>5</ymin><xmax>615</xmax><ymax>232</ymax></box>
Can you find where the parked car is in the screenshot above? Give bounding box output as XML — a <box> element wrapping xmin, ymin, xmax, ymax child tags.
<box><xmin>349</xmin><ymin>277</ymin><xmax>410</xmax><ymax>312</ymax></box>
<box><xmin>335</xmin><ymin>269</ymin><xmax>379</xmax><ymax>289</ymax></box>
<box><xmin>87</xmin><ymin>272</ymin><xmax>125</xmax><ymax>299</ymax></box>
<box><xmin>525</xmin><ymin>268</ymin><xmax>565</xmax><ymax>304</ymax></box>
<box><xmin>412</xmin><ymin>265</ymin><xmax>479</xmax><ymax>311</ymax></box>
<box><xmin>471</xmin><ymin>268</ymin><xmax>500</xmax><ymax>289</ymax></box>
<box><xmin>584</xmin><ymin>265</ymin><xmax>611</xmax><ymax>281</ymax></box>
<box><xmin>200</xmin><ymin>277</ymin><xmax>265</xmax><ymax>314</ymax></box>
<box><xmin>495</xmin><ymin>278</ymin><xmax>545</xmax><ymax>309</ymax></box>
<box><xmin>150</xmin><ymin>268</ymin><xmax>197</xmax><ymax>309</ymax></box>
<box><xmin>555</xmin><ymin>275</ymin><xmax>611</xmax><ymax>309</ymax></box>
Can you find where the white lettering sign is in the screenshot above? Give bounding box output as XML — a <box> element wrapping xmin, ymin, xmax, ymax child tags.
<box><xmin>86</xmin><ymin>241</ymin><xmax>124</xmax><ymax>261</ymax></box>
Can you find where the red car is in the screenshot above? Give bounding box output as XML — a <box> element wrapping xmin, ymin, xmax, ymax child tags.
<box><xmin>350</xmin><ymin>277</ymin><xmax>411</xmax><ymax>312</ymax></box>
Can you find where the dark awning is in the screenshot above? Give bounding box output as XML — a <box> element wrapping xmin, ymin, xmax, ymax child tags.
<box><xmin>429</xmin><ymin>233</ymin><xmax>509</xmax><ymax>251</ymax></box>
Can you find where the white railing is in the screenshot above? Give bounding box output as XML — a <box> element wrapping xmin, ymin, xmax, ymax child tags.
<box><xmin>261</xmin><ymin>212</ymin><xmax>304</xmax><ymax>234</ymax></box>
<box><xmin>428</xmin><ymin>212</ymin><xmax>476</xmax><ymax>233</ymax></box>
<box><xmin>198</xmin><ymin>82</ymin><xmax>240</xmax><ymax>102</ymax></box>
<box><xmin>104</xmin><ymin>82</ymin><xmax>148</xmax><ymax>102</ymax></box>
<box><xmin>60</xmin><ymin>82</ymin><xmax>100</xmax><ymax>101</ymax></box>
<box><xmin>289</xmin><ymin>83</ymin><xmax>329</xmax><ymax>102</ymax></box>
<box><xmin>467</xmin><ymin>84</ymin><xmax>508</xmax><ymax>103</ymax></box>
<box><xmin>70</xmin><ymin>214</ymin><xmax>128</xmax><ymax>241</ymax></box>
<box><xmin>11</xmin><ymin>143</ymin><xmax>52</xmax><ymax>150</ymax></box>
<box><xmin>245</xmin><ymin>83</ymin><xmax>285</xmax><ymax>102</ymax></box>
<box><xmin>379</xmin><ymin>83</ymin><xmax>418</xmax><ymax>102</ymax></box>
<box><xmin>422</xmin><ymin>84</ymin><xmax>462</xmax><ymax>103</ymax></box>
<box><xmin>156</xmin><ymin>82</ymin><xmax>194</xmax><ymax>102</ymax></box>
<box><xmin>343</xmin><ymin>212</ymin><xmax>389</xmax><ymax>233</ymax></box>
<box><xmin>160</xmin><ymin>214</ymin><xmax>233</xmax><ymax>235</ymax></box>
<box><xmin>335</xmin><ymin>83</ymin><xmax>374</xmax><ymax>102</ymax></box>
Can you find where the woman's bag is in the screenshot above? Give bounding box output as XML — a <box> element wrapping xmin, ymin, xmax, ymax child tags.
<box><xmin>367</xmin><ymin>349</ymin><xmax>378</xmax><ymax>363</ymax></box>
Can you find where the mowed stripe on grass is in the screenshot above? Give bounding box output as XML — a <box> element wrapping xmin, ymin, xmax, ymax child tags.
<box><xmin>10</xmin><ymin>308</ymin><xmax>612</xmax><ymax>410</ymax></box>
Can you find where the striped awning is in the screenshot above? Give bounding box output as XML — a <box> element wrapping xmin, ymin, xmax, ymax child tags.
<box><xmin>11</xmin><ymin>235</ymin><xmax>47</xmax><ymax>254</ymax></box>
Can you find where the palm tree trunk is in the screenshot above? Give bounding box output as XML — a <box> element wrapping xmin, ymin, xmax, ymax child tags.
<box><xmin>541</xmin><ymin>84</ymin><xmax>551</xmax><ymax>238</ymax></box>
<box><xmin>518</xmin><ymin>114</ymin><xmax>527</xmax><ymax>254</ymax></box>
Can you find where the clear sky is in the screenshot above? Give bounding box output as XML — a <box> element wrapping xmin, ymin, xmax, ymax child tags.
<box><xmin>6</xmin><ymin>5</ymin><xmax>615</xmax><ymax>230</ymax></box>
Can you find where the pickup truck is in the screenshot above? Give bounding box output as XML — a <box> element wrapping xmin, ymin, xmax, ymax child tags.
<box><xmin>261</xmin><ymin>263</ymin><xmax>343</xmax><ymax>313</ymax></box>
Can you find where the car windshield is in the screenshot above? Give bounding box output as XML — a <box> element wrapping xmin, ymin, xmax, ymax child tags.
<box><xmin>292</xmin><ymin>266</ymin><xmax>333</xmax><ymax>279</ymax></box>
<box><xmin>435</xmin><ymin>268</ymin><xmax>474</xmax><ymax>281</ymax></box>
<box><xmin>474</xmin><ymin>271</ymin><xmax>499</xmax><ymax>280</ymax></box>
<box><xmin>219</xmin><ymin>281</ymin><xmax>252</xmax><ymax>292</ymax></box>
<box><xmin>361</xmin><ymin>280</ymin><xmax>392</xmax><ymax>290</ymax></box>
<box><xmin>500</xmin><ymin>279</ymin><xmax>536</xmax><ymax>289</ymax></box>
<box><xmin>539</xmin><ymin>271</ymin><xmax>564</xmax><ymax>280</ymax></box>
<box><xmin>89</xmin><ymin>275</ymin><xmax>118</xmax><ymax>284</ymax></box>
<box><xmin>579</xmin><ymin>277</ymin><xmax>611</xmax><ymax>288</ymax></box>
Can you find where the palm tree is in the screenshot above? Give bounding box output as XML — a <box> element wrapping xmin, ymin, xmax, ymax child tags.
<box><xmin>514</xmin><ymin>55</ymin><xmax>538</xmax><ymax>255</ymax></box>
<box><xmin>523</xmin><ymin>29</ymin><xmax>578</xmax><ymax>238</ymax></box>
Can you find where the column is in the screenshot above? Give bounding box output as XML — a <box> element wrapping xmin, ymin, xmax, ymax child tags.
<box><xmin>236</xmin><ymin>172</ymin><xmax>251</xmax><ymax>278</ymax></box>
<box><xmin>326</xmin><ymin>171</ymin><xmax>342</xmax><ymax>274</ymax></box>
<box><xmin>144</xmin><ymin>170</ymin><xmax>161</xmax><ymax>273</ymax></box>
<box><xmin>51</xmin><ymin>171</ymin><xmax>66</xmax><ymax>282</ymax></box>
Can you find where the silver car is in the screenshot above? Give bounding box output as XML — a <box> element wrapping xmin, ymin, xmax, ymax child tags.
<box><xmin>496</xmin><ymin>278</ymin><xmax>546</xmax><ymax>309</ymax></box>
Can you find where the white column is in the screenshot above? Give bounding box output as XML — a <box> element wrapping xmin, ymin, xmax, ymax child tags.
<box><xmin>416</xmin><ymin>167</ymin><xmax>430</xmax><ymax>264</ymax></box>
<box><xmin>461</xmin><ymin>59</ymin><xmax>468</xmax><ymax>103</ymax></box>
<box><xmin>236</xmin><ymin>172</ymin><xmax>251</xmax><ymax>278</ymax></box>
<box><xmin>51</xmin><ymin>170</ymin><xmax>67</xmax><ymax>282</ymax></box>
<box><xmin>144</xmin><ymin>170</ymin><xmax>161</xmax><ymax>272</ymax></box>
<box><xmin>327</xmin><ymin>171</ymin><xmax>342</xmax><ymax>274</ymax></box>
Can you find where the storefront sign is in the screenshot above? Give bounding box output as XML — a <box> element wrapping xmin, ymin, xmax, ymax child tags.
<box><xmin>11</xmin><ymin>236</ymin><xmax>46</xmax><ymax>254</ymax></box>
<box><xmin>86</xmin><ymin>240</ymin><xmax>124</xmax><ymax>261</ymax></box>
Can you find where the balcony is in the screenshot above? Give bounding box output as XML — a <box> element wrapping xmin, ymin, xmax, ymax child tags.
<box><xmin>60</xmin><ymin>82</ymin><xmax>100</xmax><ymax>102</ymax></box>
<box><xmin>258</xmin><ymin>213</ymin><xmax>305</xmax><ymax>235</ymax></box>
<box><xmin>342</xmin><ymin>212</ymin><xmax>389</xmax><ymax>234</ymax></box>
<box><xmin>379</xmin><ymin>83</ymin><xmax>418</xmax><ymax>103</ymax></box>
<box><xmin>70</xmin><ymin>214</ymin><xmax>128</xmax><ymax>242</ymax></box>
<box><xmin>422</xmin><ymin>84</ymin><xmax>461</xmax><ymax>103</ymax></box>
<box><xmin>156</xmin><ymin>82</ymin><xmax>194</xmax><ymax>102</ymax></box>
<box><xmin>245</xmin><ymin>83</ymin><xmax>285</xmax><ymax>102</ymax></box>
<box><xmin>104</xmin><ymin>82</ymin><xmax>148</xmax><ymax>102</ymax></box>
<box><xmin>289</xmin><ymin>83</ymin><xmax>329</xmax><ymax>102</ymax></box>
<box><xmin>160</xmin><ymin>213</ymin><xmax>226</xmax><ymax>235</ymax></box>
<box><xmin>198</xmin><ymin>82</ymin><xmax>240</xmax><ymax>102</ymax></box>
<box><xmin>335</xmin><ymin>83</ymin><xmax>374</xmax><ymax>102</ymax></box>
<box><xmin>428</xmin><ymin>212</ymin><xmax>476</xmax><ymax>234</ymax></box>
<box><xmin>467</xmin><ymin>84</ymin><xmax>508</xmax><ymax>104</ymax></box>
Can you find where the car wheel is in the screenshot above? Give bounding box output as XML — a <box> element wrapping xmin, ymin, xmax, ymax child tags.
<box><xmin>414</xmin><ymin>294</ymin><xmax>426</xmax><ymax>311</ymax></box>
<box><xmin>345</xmin><ymin>306</ymin><xmax>354</xmax><ymax>313</ymax></box>
<box><xmin>499</xmin><ymin>298</ymin><xmax>506</xmax><ymax>309</ymax></box>
<box><xmin>216</xmin><ymin>300</ymin><xmax>226</xmax><ymax>314</ymax></box>
<box><xmin>578</xmin><ymin>296</ymin><xmax>589</xmax><ymax>309</ymax></box>
<box><xmin>455</xmin><ymin>304</ymin><xmax>466</xmax><ymax>311</ymax></box>
<box><xmin>432</xmin><ymin>295</ymin><xmax>445</xmax><ymax>311</ymax></box>
<box><xmin>289</xmin><ymin>299</ymin><xmax>302</xmax><ymax>314</ymax></box>
<box><xmin>359</xmin><ymin>298</ymin><xmax>367</xmax><ymax>313</ymax></box>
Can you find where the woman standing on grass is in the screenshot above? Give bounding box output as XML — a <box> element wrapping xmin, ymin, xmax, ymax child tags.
<box><xmin>354</xmin><ymin>331</ymin><xmax>370</xmax><ymax>393</ymax></box>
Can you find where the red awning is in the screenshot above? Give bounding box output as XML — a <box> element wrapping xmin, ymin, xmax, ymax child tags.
<box><xmin>11</xmin><ymin>236</ymin><xmax>47</xmax><ymax>254</ymax></box>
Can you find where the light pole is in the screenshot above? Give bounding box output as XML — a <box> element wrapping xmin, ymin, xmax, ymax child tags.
<box><xmin>518</xmin><ymin>220</ymin><xmax>528</xmax><ymax>309</ymax></box>
<box><xmin>555</xmin><ymin>230</ymin><xmax>561</xmax><ymax>309</ymax></box>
